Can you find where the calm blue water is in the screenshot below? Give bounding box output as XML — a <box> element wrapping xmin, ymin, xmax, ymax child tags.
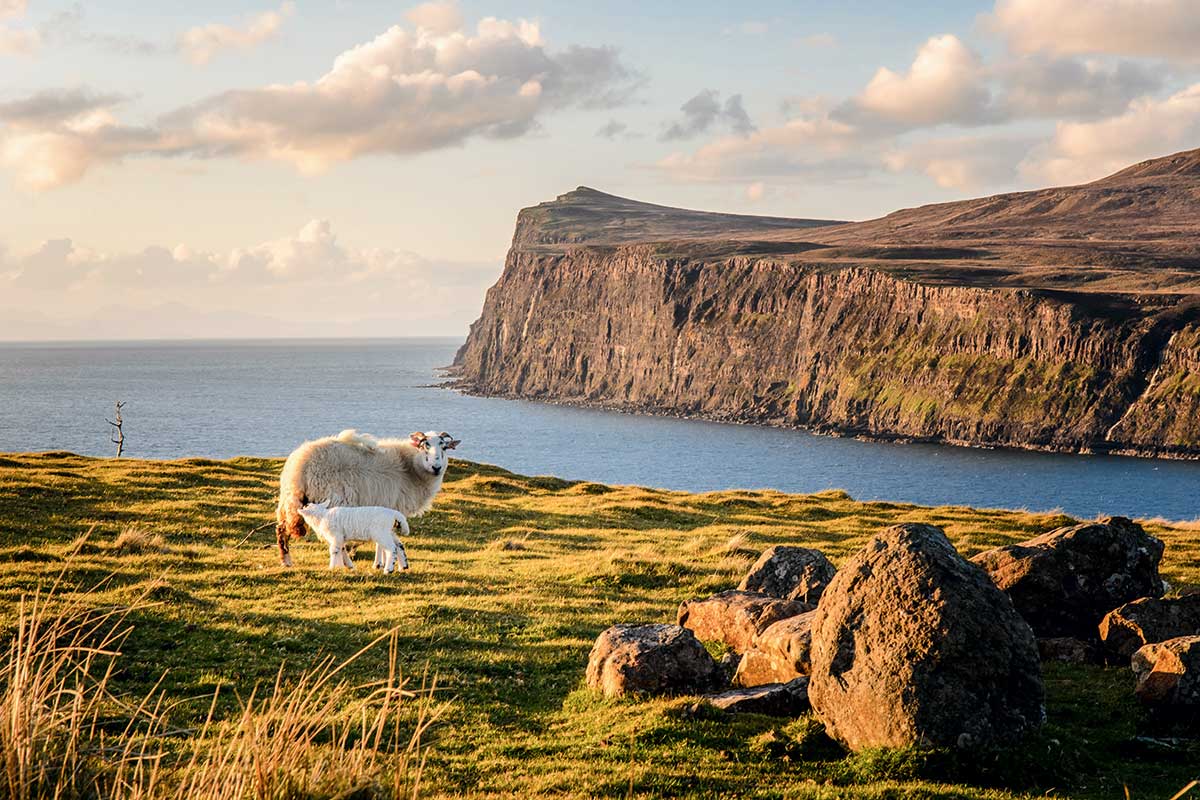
<box><xmin>0</xmin><ymin>338</ymin><xmax>1197</xmax><ymax>520</ymax></box>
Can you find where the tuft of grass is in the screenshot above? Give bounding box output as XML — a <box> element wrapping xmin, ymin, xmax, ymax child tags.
<box><xmin>112</xmin><ymin>526</ymin><xmax>171</xmax><ymax>555</ymax></box>
<box><xmin>0</xmin><ymin>549</ymin><xmax>440</xmax><ymax>800</ymax></box>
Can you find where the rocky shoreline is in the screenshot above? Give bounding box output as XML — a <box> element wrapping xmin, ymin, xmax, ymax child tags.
<box><xmin>443</xmin><ymin>375</ymin><xmax>1200</xmax><ymax>462</ymax></box>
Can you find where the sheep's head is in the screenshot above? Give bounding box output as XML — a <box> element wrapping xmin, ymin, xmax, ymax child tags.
<box><xmin>409</xmin><ymin>430</ymin><xmax>460</xmax><ymax>477</ymax></box>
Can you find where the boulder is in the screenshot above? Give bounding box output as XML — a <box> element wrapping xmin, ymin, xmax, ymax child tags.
<box><xmin>586</xmin><ymin>624</ymin><xmax>723</xmax><ymax>698</ymax></box>
<box><xmin>809</xmin><ymin>523</ymin><xmax>1044</xmax><ymax>751</ymax></box>
<box><xmin>1100</xmin><ymin>594</ymin><xmax>1200</xmax><ymax>660</ymax></box>
<box><xmin>734</xmin><ymin>611</ymin><xmax>815</xmax><ymax>687</ymax></box>
<box><xmin>700</xmin><ymin>677</ymin><xmax>810</xmax><ymax>716</ymax></box>
<box><xmin>1132</xmin><ymin>635</ymin><xmax>1200</xmax><ymax>707</ymax></box>
<box><xmin>1037</xmin><ymin>636</ymin><xmax>1100</xmax><ymax>665</ymax></box>
<box><xmin>737</xmin><ymin>546</ymin><xmax>837</xmax><ymax>604</ymax></box>
<box><xmin>677</xmin><ymin>590</ymin><xmax>810</xmax><ymax>653</ymax></box>
<box><xmin>971</xmin><ymin>517</ymin><xmax>1164</xmax><ymax>640</ymax></box>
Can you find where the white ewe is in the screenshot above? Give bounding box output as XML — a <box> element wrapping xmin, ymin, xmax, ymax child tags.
<box><xmin>297</xmin><ymin>502</ymin><xmax>410</xmax><ymax>573</ymax></box>
<box><xmin>275</xmin><ymin>429</ymin><xmax>460</xmax><ymax>566</ymax></box>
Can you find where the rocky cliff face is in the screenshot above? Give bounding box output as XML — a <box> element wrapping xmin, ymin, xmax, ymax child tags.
<box><xmin>453</xmin><ymin>150</ymin><xmax>1200</xmax><ymax>458</ymax></box>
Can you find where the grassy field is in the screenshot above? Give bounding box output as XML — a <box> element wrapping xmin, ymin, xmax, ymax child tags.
<box><xmin>1</xmin><ymin>451</ymin><xmax>1197</xmax><ymax>799</ymax></box>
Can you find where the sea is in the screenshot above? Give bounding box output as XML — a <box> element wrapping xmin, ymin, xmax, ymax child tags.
<box><xmin>1</xmin><ymin>337</ymin><xmax>1197</xmax><ymax>520</ymax></box>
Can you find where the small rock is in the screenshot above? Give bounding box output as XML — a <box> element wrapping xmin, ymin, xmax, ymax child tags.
<box><xmin>972</xmin><ymin>517</ymin><xmax>1165</xmax><ymax>639</ymax></box>
<box><xmin>734</xmin><ymin>611</ymin><xmax>815</xmax><ymax>686</ymax></box>
<box><xmin>1132</xmin><ymin>635</ymin><xmax>1200</xmax><ymax>707</ymax></box>
<box><xmin>702</xmin><ymin>677</ymin><xmax>810</xmax><ymax>716</ymax></box>
<box><xmin>738</xmin><ymin>546</ymin><xmax>837</xmax><ymax>604</ymax></box>
<box><xmin>1037</xmin><ymin>636</ymin><xmax>1100</xmax><ymax>664</ymax></box>
<box><xmin>677</xmin><ymin>590</ymin><xmax>810</xmax><ymax>653</ymax></box>
<box><xmin>810</xmin><ymin>523</ymin><xmax>1044</xmax><ymax>751</ymax></box>
<box><xmin>586</xmin><ymin>624</ymin><xmax>723</xmax><ymax>698</ymax></box>
<box><xmin>1100</xmin><ymin>594</ymin><xmax>1200</xmax><ymax>660</ymax></box>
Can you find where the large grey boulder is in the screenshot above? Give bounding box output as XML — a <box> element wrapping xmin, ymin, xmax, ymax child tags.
<box><xmin>677</xmin><ymin>590</ymin><xmax>810</xmax><ymax>653</ymax></box>
<box><xmin>972</xmin><ymin>517</ymin><xmax>1164</xmax><ymax>640</ymax></box>
<box><xmin>738</xmin><ymin>546</ymin><xmax>837</xmax><ymax>604</ymax></box>
<box><xmin>810</xmin><ymin>523</ymin><xmax>1045</xmax><ymax>751</ymax></box>
<box><xmin>1100</xmin><ymin>594</ymin><xmax>1200</xmax><ymax>660</ymax></box>
<box><xmin>586</xmin><ymin>624</ymin><xmax>723</xmax><ymax>698</ymax></box>
<box><xmin>1132</xmin><ymin>635</ymin><xmax>1200</xmax><ymax>708</ymax></box>
<box><xmin>734</xmin><ymin>611</ymin><xmax>815</xmax><ymax>687</ymax></box>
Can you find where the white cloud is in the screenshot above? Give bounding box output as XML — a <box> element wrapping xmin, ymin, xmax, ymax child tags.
<box><xmin>180</xmin><ymin>2</ymin><xmax>295</xmax><ymax>65</ymax></box>
<box><xmin>0</xmin><ymin>10</ymin><xmax>637</xmax><ymax>187</ymax></box>
<box><xmin>655</xmin><ymin>111</ymin><xmax>869</xmax><ymax>182</ymax></box>
<box><xmin>0</xmin><ymin>90</ymin><xmax>180</xmax><ymax>189</ymax></box>
<box><xmin>0</xmin><ymin>0</ymin><xmax>26</xmax><ymax>20</ymax></box>
<box><xmin>990</xmin><ymin>0</ymin><xmax>1200</xmax><ymax>62</ymax></box>
<box><xmin>1020</xmin><ymin>82</ymin><xmax>1200</xmax><ymax>185</ymax></box>
<box><xmin>0</xmin><ymin>220</ymin><xmax>499</xmax><ymax>339</ymax></box>
<box><xmin>884</xmin><ymin>136</ymin><xmax>1034</xmax><ymax>189</ymax></box>
<box><xmin>0</xmin><ymin>23</ymin><xmax>36</xmax><ymax>54</ymax></box>
<box><xmin>166</xmin><ymin>17</ymin><xmax>635</xmax><ymax>172</ymax></box>
<box><xmin>405</xmin><ymin>1</ymin><xmax>463</xmax><ymax>34</ymax></box>
<box><xmin>0</xmin><ymin>0</ymin><xmax>36</xmax><ymax>55</ymax></box>
<box><xmin>849</xmin><ymin>35</ymin><xmax>991</xmax><ymax>128</ymax></box>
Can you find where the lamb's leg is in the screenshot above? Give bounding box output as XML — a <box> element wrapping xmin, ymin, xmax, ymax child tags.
<box><xmin>328</xmin><ymin>543</ymin><xmax>341</xmax><ymax>570</ymax></box>
<box><xmin>373</xmin><ymin>542</ymin><xmax>385</xmax><ymax>570</ymax></box>
<box><xmin>342</xmin><ymin>547</ymin><xmax>357</xmax><ymax>570</ymax></box>
<box><xmin>394</xmin><ymin>537</ymin><xmax>409</xmax><ymax>571</ymax></box>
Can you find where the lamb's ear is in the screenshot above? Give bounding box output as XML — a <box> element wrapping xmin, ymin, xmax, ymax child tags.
<box><xmin>409</xmin><ymin>432</ymin><xmax>427</xmax><ymax>447</ymax></box>
<box><xmin>439</xmin><ymin>432</ymin><xmax>461</xmax><ymax>450</ymax></box>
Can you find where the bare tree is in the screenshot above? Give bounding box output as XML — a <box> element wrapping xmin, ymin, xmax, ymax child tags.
<box><xmin>107</xmin><ymin>401</ymin><xmax>126</xmax><ymax>457</ymax></box>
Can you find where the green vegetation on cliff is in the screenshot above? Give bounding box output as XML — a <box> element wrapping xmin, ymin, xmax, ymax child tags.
<box><xmin>1</xmin><ymin>452</ymin><xmax>1198</xmax><ymax>798</ymax></box>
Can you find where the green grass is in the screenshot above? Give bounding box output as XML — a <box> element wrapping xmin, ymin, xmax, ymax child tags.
<box><xmin>1</xmin><ymin>451</ymin><xmax>1198</xmax><ymax>799</ymax></box>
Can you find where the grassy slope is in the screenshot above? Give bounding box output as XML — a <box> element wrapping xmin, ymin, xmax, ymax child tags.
<box><xmin>0</xmin><ymin>451</ymin><xmax>1197</xmax><ymax>799</ymax></box>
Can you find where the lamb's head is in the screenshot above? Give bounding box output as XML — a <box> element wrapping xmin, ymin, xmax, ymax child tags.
<box><xmin>298</xmin><ymin>501</ymin><xmax>329</xmax><ymax>527</ymax></box>
<box><xmin>409</xmin><ymin>430</ymin><xmax>461</xmax><ymax>478</ymax></box>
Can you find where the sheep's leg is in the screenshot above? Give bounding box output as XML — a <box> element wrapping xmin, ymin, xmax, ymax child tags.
<box><xmin>328</xmin><ymin>543</ymin><xmax>341</xmax><ymax>570</ymax></box>
<box><xmin>394</xmin><ymin>537</ymin><xmax>409</xmax><ymax>571</ymax></box>
<box><xmin>373</xmin><ymin>542</ymin><xmax>385</xmax><ymax>570</ymax></box>
<box><xmin>342</xmin><ymin>547</ymin><xmax>357</xmax><ymax>570</ymax></box>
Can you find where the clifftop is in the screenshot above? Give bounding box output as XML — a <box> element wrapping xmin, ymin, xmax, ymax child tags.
<box><xmin>512</xmin><ymin>186</ymin><xmax>844</xmax><ymax>248</ymax></box>
<box><xmin>513</xmin><ymin>147</ymin><xmax>1200</xmax><ymax>295</ymax></box>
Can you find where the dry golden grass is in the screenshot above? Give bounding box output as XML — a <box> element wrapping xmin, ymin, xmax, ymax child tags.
<box><xmin>0</xmin><ymin>543</ymin><xmax>440</xmax><ymax>800</ymax></box>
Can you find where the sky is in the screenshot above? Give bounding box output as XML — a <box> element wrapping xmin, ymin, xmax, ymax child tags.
<box><xmin>1</xmin><ymin>0</ymin><xmax>1198</xmax><ymax>340</ymax></box>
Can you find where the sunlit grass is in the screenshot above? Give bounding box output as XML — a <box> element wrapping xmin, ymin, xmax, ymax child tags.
<box><xmin>0</xmin><ymin>451</ymin><xmax>1197</xmax><ymax>798</ymax></box>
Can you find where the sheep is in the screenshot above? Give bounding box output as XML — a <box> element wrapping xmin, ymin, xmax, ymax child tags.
<box><xmin>275</xmin><ymin>429</ymin><xmax>461</xmax><ymax>567</ymax></box>
<box><xmin>297</xmin><ymin>502</ymin><xmax>410</xmax><ymax>573</ymax></box>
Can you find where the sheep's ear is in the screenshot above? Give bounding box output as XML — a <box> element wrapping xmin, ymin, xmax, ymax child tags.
<box><xmin>444</xmin><ymin>437</ymin><xmax>461</xmax><ymax>450</ymax></box>
<box><xmin>409</xmin><ymin>432</ymin><xmax>427</xmax><ymax>447</ymax></box>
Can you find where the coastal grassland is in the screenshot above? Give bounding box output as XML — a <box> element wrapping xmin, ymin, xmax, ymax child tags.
<box><xmin>1</xmin><ymin>451</ymin><xmax>1197</xmax><ymax>799</ymax></box>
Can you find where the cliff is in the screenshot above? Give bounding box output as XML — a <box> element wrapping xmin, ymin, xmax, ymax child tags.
<box><xmin>452</xmin><ymin>149</ymin><xmax>1200</xmax><ymax>458</ymax></box>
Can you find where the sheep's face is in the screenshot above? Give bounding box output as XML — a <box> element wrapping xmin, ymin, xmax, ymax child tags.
<box><xmin>409</xmin><ymin>430</ymin><xmax>460</xmax><ymax>478</ymax></box>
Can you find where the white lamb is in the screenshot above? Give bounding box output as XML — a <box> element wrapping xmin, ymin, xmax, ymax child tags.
<box><xmin>297</xmin><ymin>502</ymin><xmax>411</xmax><ymax>573</ymax></box>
